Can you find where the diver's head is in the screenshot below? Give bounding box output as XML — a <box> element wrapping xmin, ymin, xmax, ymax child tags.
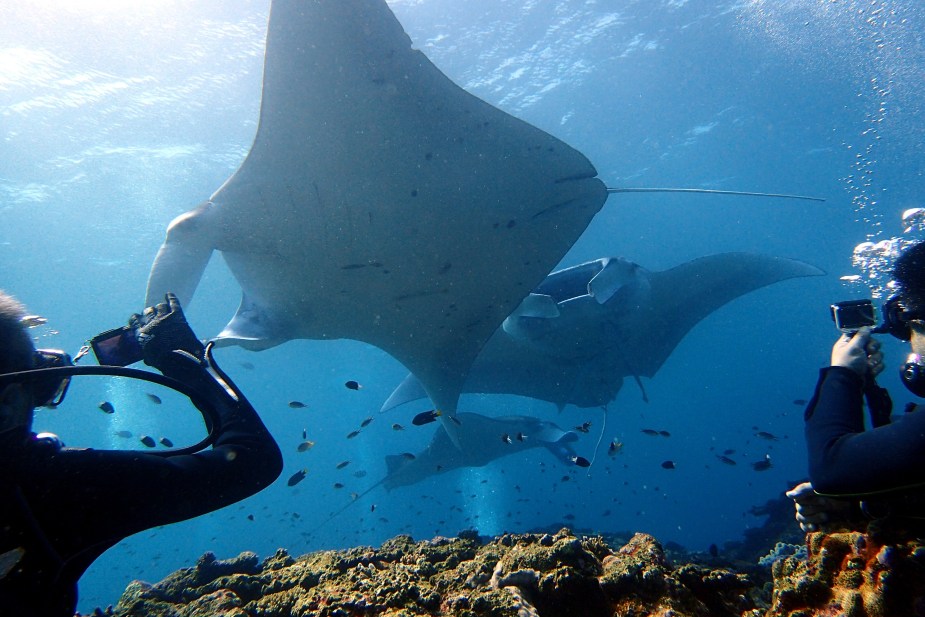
<box><xmin>888</xmin><ymin>242</ymin><xmax>925</xmax><ymax>397</ymax></box>
<box><xmin>0</xmin><ymin>290</ymin><xmax>38</xmax><ymax>433</ymax></box>
<box><xmin>0</xmin><ymin>291</ymin><xmax>75</xmax><ymax>435</ymax></box>
<box><xmin>890</xmin><ymin>241</ymin><xmax>925</xmax><ymax>348</ymax></box>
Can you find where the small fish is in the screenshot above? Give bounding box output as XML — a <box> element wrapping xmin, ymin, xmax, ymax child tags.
<box><xmin>641</xmin><ymin>429</ymin><xmax>660</xmax><ymax>436</ymax></box>
<box><xmin>392</xmin><ymin>423</ymin><xmax>405</xmax><ymax>431</ymax></box>
<box><xmin>288</xmin><ymin>401</ymin><xmax>307</xmax><ymax>409</ymax></box>
<box><xmin>723</xmin><ymin>448</ymin><xmax>735</xmax><ymax>455</ymax></box>
<box><xmin>114</xmin><ymin>430</ymin><xmax>132</xmax><ymax>439</ymax></box>
<box><xmin>360</xmin><ymin>416</ymin><xmax>373</xmax><ymax>428</ymax></box>
<box><xmin>412</xmin><ymin>409</ymin><xmax>441</xmax><ymax>426</ymax></box>
<box><xmin>333</xmin><ymin>482</ymin><xmax>345</xmax><ymax>489</ymax></box>
<box><xmin>240</xmin><ymin>361</ymin><xmax>255</xmax><ymax>370</ymax></box>
<box><xmin>346</xmin><ymin>430</ymin><xmax>361</xmax><ymax>439</ymax></box>
<box><xmin>302</xmin><ymin>428</ymin><xmax>307</xmax><ymax>439</ymax></box>
<box><xmin>751</xmin><ymin>455</ymin><xmax>772</xmax><ymax>471</ymax></box>
<box><xmin>716</xmin><ymin>455</ymin><xmax>737</xmax><ymax>466</ymax></box>
<box><xmin>20</xmin><ymin>315</ymin><xmax>48</xmax><ymax>328</ymax></box>
<box><xmin>561</xmin><ymin>475</ymin><xmax>571</xmax><ymax>482</ymax></box>
<box><xmin>354</xmin><ymin>470</ymin><xmax>367</xmax><ymax>478</ymax></box>
<box><xmin>754</xmin><ymin>431</ymin><xmax>779</xmax><ymax>441</ymax></box>
<box><xmin>563</xmin><ymin>513</ymin><xmax>576</xmax><ymax>521</ymax></box>
<box><xmin>139</xmin><ymin>435</ymin><xmax>156</xmax><ymax>448</ymax></box>
<box><xmin>449</xmin><ymin>415</ymin><xmax>462</xmax><ymax>426</ymax></box>
<box><xmin>247</xmin><ymin>514</ymin><xmax>254</xmax><ymax>521</ymax></box>
<box><xmin>571</xmin><ymin>456</ymin><xmax>591</xmax><ymax>468</ymax></box>
<box><xmin>501</xmin><ymin>433</ymin><xmax>513</xmax><ymax>444</ymax></box>
<box><xmin>516</xmin><ymin>432</ymin><xmax>527</xmax><ymax>442</ymax></box>
<box><xmin>401</xmin><ymin>452</ymin><xmax>416</xmax><ymax>460</ymax></box>
<box><xmin>608</xmin><ymin>440</ymin><xmax>623</xmax><ymax>456</ymax></box>
<box><xmin>344</xmin><ymin>380</ymin><xmax>362</xmax><ymax>390</ymax></box>
<box><xmin>297</xmin><ymin>440</ymin><xmax>315</xmax><ymax>452</ymax></box>
<box><xmin>658</xmin><ymin>430</ymin><xmax>671</xmax><ymax>438</ymax></box>
<box><xmin>98</xmin><ymin>401</ymin><xmax>115</xmax><ymax>414</ymax></box>
<box><xmin>792</xmin><ymin>399</ymin><xmax>807</xmax><ymax>406</ymax></box>
<box><xmin>287</xmin><ymin>469</ymin><xmax>308</xmax><ymax>487</ymax></box>
<box><xmin>708</xmin><ymin>544</ymin><xmax>718</xmax><ymax>558</ymax></box>
<box><xmin>370</xmin><ymin>504</ymin><xmax>376</xmax><ymax>512</ymax></box>
<box><xmin>146</xmin><ymin>393</ymin><xmax>162</xmax><ymax>404</ymax></box>
<box><xmin>575</xmin><ymin>422</ymin><xmax>591</xmax><ymax>433</ymax></box>
<box><xmin>661</xmin><ymin>460</ymin><xmax>676</xmax><ymax>470</ymax></box>
<box><xmin>336</xmin><ymin>460</ymin><xmax>350</xmax><ymax>470</ymax></box>
<box><xmin>158</xmin><ymin>437</ymin><xmax>174</xmax><ymax>447</ymax></box>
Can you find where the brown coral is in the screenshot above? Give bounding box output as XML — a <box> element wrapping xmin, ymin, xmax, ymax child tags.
<box><xmin>103</xmin><ymin>529</ymin><xmax>758</xmax><ymax>617</ymax></box>
<box><xmin>767</xmin><ymin>530</ymin><xmax>925</xmax><ymax>617</ymax></box>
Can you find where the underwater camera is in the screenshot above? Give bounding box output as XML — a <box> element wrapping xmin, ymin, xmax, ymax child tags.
<box><xmin>88</xmin><ymin>326</ymin><xmax>144</xmax><ymax>366</ymax></box>
<box><xmin>830</xmin><ymin>299</ymin><xmax>877</xmax><ymax>334</ymax></box>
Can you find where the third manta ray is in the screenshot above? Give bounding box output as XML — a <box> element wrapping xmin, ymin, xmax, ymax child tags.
<box><xmin>382</xmin><ymin>252</ymin><xmax>824</xmax><ymax>412</ymax></box>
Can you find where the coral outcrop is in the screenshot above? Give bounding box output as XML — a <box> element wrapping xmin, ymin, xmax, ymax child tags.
<box><xmin>767</xmin><ymin>528</ymin><xmax>925</xmax><ymax>617</ymax></box>
<box><xmin>104</xmin><ymin>530</ymin><xmax>758</xmax><ymax>617</ymax></box>
<box><xmin>82</xmin><ymin>525</ymin><xmax>925</xmax><ymax>617</ymax></box>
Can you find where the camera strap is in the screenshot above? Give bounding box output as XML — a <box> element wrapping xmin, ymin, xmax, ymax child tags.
<box><xmin>864</xmin><ymin>379</ymin><xmax>893</xmax><ymax>428</ymax></box>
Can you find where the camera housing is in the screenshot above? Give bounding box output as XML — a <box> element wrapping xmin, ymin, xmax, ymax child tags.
<box><xmin>830</xmin><ymin>299</ymin><xmax>877</xmax><ymax>334</ymax></box>
<box><xmin>89</xmin><ymin>326</ymin><xmax>144</xmax><ymax>366</ymax></box>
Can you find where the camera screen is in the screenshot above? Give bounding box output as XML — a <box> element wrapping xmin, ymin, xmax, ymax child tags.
<box><xmin>90</xmin><ymin>327</ymin><xmax>143</xmax><ymax>366</ymax></box>
<box><xmin>831</xmin><ymin>300</ymin><xmax>876</xmax><ymax>331</ymax></box>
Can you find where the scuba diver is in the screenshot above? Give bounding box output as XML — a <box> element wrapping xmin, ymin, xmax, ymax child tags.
<box><xmin>790</xmin><ymin>240</ymin><xmax>925</xmax><ymax>531</ymax></box>
<box><xmin>0</xmin><ymin>291</ymin><xmax>282</xmax><ymax>615</ymax></box>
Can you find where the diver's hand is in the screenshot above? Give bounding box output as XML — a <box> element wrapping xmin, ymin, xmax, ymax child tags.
<box><xmin>831</xmin><ymin>328</ymin><xmax>883</xmax><ymax>377</ymax></box>
<box><xmin>786</xmin><ymin>482</ymin><xmax>853</xmax><ymax>532</ymax></box>
<box><xmin>130</xmin><ymin>292</ymin><xmax>205</xmax><ymax>370</ymax></box>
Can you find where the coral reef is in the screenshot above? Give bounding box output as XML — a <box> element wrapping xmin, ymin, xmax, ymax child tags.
<box><xmin>767</xmin><ymin>528</ymin><xmax>925</xmax><ymax>617</ymax></box>
<box><xmin>81</xmin><ymin>524</ymin><xmax>925</xmax><ymax>617</ymax></box>
<box><xmin>102</xmin><ymin>530</ymin><xmax>759</xmax><ymax>617</ymax></box>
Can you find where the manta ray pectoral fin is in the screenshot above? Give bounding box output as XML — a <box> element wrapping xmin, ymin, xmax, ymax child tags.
<box><xmin>212</xmin><ymin>294</ymin><xmax>287</xmax><ymax>351</ymax></box>
<box><xmin>587</xmin><ymin>258</ymin><xmax>647</xmax><ymax>305</ymax></box>
<box><xmin>144</xmin><ymin>201</ymin><xmax>218</xmax><ymax>307</ymax></box>
<box><xmin>379</xmin><ymin>374</ymin><xmax>429</xmax><ymax>413</ymax></box>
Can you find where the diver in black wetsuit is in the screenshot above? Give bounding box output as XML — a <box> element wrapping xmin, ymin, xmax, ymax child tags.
<box><xmin>789</xmin><ymin>240</ymin><xmax>925</xmax><ymax>531</ymax></box>
<box><xmin>0</xmin><ymin>291</ymin><xmax>283</xmax><ymax>616</ymax></box>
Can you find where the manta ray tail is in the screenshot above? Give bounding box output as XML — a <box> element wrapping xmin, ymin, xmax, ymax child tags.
<box><xmin>587</xmin><ymin>405</ymin><xmax>608</xmax><ymax>473</ymax></box>
<box><xmin>306</xmin><ymin>475</ymin><xmax>388</xmax><ymax>541</ymax></box>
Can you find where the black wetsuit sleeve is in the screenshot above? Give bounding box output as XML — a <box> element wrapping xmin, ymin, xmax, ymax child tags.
<box><xmin>806</xmin><ymin>366</ymin><xmax>925</xmax><ymax>495</ymax></box>
<box><xmin>31</xmin><ymin>359</ymin><xmax>283</xmax><ymax>548</ymax></box>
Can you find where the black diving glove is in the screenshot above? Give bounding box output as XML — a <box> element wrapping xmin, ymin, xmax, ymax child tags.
<box><xmin>130</xmin><ymin>292</ymin><xmax>206</xmax><ymax>372</ymax></box>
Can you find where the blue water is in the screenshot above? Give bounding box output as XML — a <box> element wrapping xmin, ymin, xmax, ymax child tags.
<box><xmin>1</xmin><ymin>0</ymin><xmax>923</xmax><ymax>611</ymax></box>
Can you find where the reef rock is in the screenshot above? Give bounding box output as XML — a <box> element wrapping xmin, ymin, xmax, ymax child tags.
<box><xmin>767</xmin><ymin>528</ymin><xmax>925</xmax><ymax>617</ymax></box>
<box><xmin>105</xmin><ymin>529</ymin><xmax>759</xmax><ymax>617</ymax></box>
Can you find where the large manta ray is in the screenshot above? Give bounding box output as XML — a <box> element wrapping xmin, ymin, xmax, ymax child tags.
<box><xmin>382</xmin><ymin>252</ymin><xmax>825</xmax><ymax>412</ymax></box>
<box><xmin>144</xmin><ymin>0</ymin><xmax>606</xmax><ymax>422</ymax></box>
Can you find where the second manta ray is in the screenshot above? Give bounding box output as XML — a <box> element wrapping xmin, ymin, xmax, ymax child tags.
<box><xmin>382</xmin><ymin>252</ymin><xmax>824</xmax><ymax>411</ymax></box>
<box><xmin>143</xmin><ymin>0</ymin><xmax>606</xmax><ymax>427</ymax></box>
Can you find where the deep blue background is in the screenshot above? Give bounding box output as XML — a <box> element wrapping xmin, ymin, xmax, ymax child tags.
<box><xmin>1</xmin><ymin>0</ymin><xmax>923</xmax><ymax>611</ymax></box>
